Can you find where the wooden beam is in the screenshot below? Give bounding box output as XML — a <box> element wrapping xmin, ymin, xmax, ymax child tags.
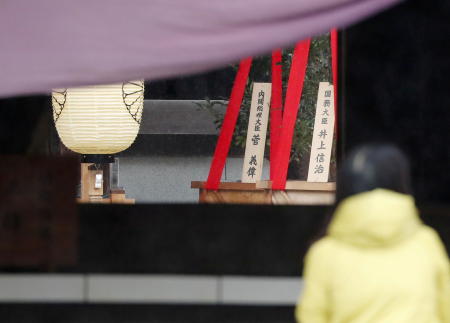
<box><xmin>256</xmin><ymin>180</ymin><xmax>335</xmax><ymax>191</ymax></box>
<box><xmin>191</xmin><ymin>181</ymin><xmax>264</xmax><ymax>191</ymax></box>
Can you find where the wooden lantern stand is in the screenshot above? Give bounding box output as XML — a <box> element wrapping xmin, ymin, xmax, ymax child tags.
<box><xmin>78</xmin><ymin>162</ymin><xmax>135</xmax><ymax>204</ymax></box>
<box><xmin>192</xmin><ymin>31</ymin><xmax>338</xmax><ymax>205</ymax></box>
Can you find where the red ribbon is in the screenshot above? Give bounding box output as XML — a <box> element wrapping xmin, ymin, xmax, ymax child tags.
<box><xmin>205</xmin><ymin>58</ymin><xmax>252</xmax><ymax>190</ymax></box>
<box><xmin>271</xmin><ymin>39</ymin><xmax>311</xmax><ymax>190</ymax></box>
<box><xmin>270</xmin><ymin>49</ymin><xmax>283</xmax><ymax>181</ymax></box>
<box><xmin>207</xmin><ymin>32</ymin><xmax>333</xmax><ymax>191</ymax></box>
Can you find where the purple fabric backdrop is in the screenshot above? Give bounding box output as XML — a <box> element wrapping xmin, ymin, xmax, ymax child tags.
<box><xmin>0</xmin><ymin>0</ymin><xmax>401</xmax><ymax>98</ymax></box>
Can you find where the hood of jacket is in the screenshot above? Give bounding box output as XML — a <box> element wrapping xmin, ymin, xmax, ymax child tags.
<box><xmin>328</xmin><ymin>189</ymin><xmax>422</xmax><ymax>248</ymax></box>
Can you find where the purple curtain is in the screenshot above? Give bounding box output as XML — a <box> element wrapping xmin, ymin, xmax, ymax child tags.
<box><xmin>0</xmin><ymin>0</ymin><xmax>401</xmax><ymax>98</ymax></box>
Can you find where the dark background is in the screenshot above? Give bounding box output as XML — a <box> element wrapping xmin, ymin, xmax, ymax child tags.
<box><xmin>341</xmin><ymin>0</ymin><xmax>450</xmax><ymax>203</ymax></box>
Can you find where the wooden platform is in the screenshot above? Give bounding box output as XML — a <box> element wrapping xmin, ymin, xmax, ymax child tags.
<box><xmin>191</xmin><ymin>181</ymin><xmax>335</xmax><ymax>205</ymax></box>
<box><xmin>191</xmin><ymin>181</ymin><xmax>271</xmax><ymax>204</ymax></box>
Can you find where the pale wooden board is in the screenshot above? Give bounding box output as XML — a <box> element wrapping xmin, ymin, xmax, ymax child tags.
<box><xmin>191</xmin><ymin>181</ymin><xmax>262</xmax><ymax>191</ymax></box>
<box><xmin>241</xmin><ymin>83</ymin><xmax>272</xmax><ymax>183</ymax></box>
<box><xmin>272</xmin><ymin>191</ymin><xmax>335</xmax><ymax>205</ymax></box>
<box><xmin>256</xmin><ymin>180</ymin><xmax>335</xmax><ymax>191</ymax></box>
<box><xmin>307</xmin><ymin>82</ymin><xmax>335</xmax><ymax>182</ymax></box>
<box><xmin>80</xmin><ymin>163</ymin><xmax>91</xmax><ymax>201</ymax></box>
<box><xmin>110</xmin><ymin>192</ymin><xmax>135</xmax><ymax>204</ymax></box>
<box><xmin>198</xmin><ymin>189</ymin><xmax>272</xmax><ymax>205</ymax></box>
<box><xmin>192</xmin><ymin>181</ymin><xmax>335</xmax><ymax>205</ymax></box>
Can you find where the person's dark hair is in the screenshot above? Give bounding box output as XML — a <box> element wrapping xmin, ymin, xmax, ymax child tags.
<box><xmin>336</xmin><ymin>144</ymin><xmax>412</xmax><ymax>204</ymax></box>
<box><xmin>310</xmin><ymin>144</ymin><xmax>412</xmax><ymax>244</ymax></box>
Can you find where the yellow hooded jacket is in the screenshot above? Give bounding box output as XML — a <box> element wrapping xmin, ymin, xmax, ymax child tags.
<box><xmin>296</xmin><ymin>189</ymin><xmax>450</xmax><ymax>323</ymax></box>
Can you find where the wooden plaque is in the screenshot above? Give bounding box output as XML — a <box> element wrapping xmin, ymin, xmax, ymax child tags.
<box><xmin>241</xmin><ymin>83</ymin><xmax>272</xmax><ymax>183</ymax></box>
<box><xmin>307</xmin><ymin>82</ymin><xmax>335</xmax><ymax>182</ymax></box>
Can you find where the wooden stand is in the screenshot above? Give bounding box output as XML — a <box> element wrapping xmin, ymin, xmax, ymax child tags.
<box><xmin>191</xmin><ymin>182</ymin><xmax>271</xmax><ymax>204</ymax></box>
<box><xmin>109</xmin><ymin>188</ymin><xmax>135</xmax><ymax>204</ymax></box>
<box><xmin>257</xmin><ymin>180</ymin><xmax>335</xmax><ymax>205</ymax></box>
<box><xmin>78</xmin><ymin>163</ymin><xmax>135</xmax><ymax>204</ymax></box>
<box><xmin>191</xmin><ymin>181</ymin><xmax>335</xmax><ymax>205</ymax></box>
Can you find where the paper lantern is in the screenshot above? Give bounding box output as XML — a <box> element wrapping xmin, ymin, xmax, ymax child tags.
<box><xmin>51</xmin><ymin>81</ymin><xmax>144</xmax><ymax>155</ymax></box>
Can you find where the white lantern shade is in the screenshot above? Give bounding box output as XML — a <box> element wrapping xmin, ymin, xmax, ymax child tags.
<box><xmin>52</xmin><ymin>81</ymin><xmax>144</xmax><ymax>154</ymax></box>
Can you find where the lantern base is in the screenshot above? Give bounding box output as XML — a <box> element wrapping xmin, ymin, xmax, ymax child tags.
<box><xmin>81</xmin><ymin>154</ymin><xmax>115</xmax><ymax>164</ymax></box>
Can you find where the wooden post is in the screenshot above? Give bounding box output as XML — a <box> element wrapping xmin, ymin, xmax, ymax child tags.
<box><xmin>80</xmin><ymin>163</ymin><xmax>91</xmax><ymax>201</ymax></box>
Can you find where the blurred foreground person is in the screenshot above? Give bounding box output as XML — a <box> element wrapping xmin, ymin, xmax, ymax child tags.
<box><xmin>296</xmin><ymin>144</ymin><xmax>450</xmax><ymax>323</ymax></box>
